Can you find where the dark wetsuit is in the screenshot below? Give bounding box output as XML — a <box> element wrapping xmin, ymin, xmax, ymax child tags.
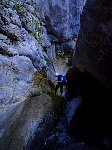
<box><xmin>55</xmin><ymin>74</ymin><xmax>67</xmax><ymax>95</ymax></box>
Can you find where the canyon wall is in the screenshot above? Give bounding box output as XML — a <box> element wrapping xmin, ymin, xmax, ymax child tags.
<box><xmin>0</xmin><ymin>0</ymin><xmax>85</xmax><ymax>105</ymax></box>
<box><xmin>70</xmin><ymin>0</ymin><xmax>112</xmax><ymax>147</ymax></box>
<box><xmin>0</xmin><ymin>0</ymin><xmax>85</xmax><ymax>149</ymax></box>
<box><xmin>73</xmin><ymin>0</ymin><xmax>112</xmax><ymax>89</ymax></box>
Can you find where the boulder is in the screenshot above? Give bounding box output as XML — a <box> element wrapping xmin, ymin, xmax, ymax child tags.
<box><xmin>73</xmin><ymin>0</ymin><xmax>112</xmax><ymax>89</ymax></box>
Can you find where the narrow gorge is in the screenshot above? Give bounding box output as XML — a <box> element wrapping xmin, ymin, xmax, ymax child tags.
<box><xmin>0</xmin><ymin>0</ymin><xmax>112</xmax><ymax>150</ymax></box>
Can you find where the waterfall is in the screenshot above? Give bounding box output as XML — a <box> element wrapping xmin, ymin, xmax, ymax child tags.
<box><xmin>56</xmin><ymin>96</ymin><xmax>81</xmax><ymax>133</ymax></box>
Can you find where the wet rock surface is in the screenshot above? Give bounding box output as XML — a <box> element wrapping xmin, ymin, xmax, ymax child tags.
<box><xmin>0</xmin><ymin>93</ymin><xmax>65</xmax><ymax>150</ymax></box>
<box><xmin>40</xmin><ymin>97</ymin><xmax>90</xmax><ymax>150</ymax></box>
<box><xmin>44</xmin><ymin>133</ymin><xmax>88</xmax><ymax>150</ymax></box>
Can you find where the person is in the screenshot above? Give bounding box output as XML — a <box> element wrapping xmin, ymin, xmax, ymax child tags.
<box><xmin>55</xmin><ymin>73</ymin><xmax>67</xmax><ymax>95</ymax></box>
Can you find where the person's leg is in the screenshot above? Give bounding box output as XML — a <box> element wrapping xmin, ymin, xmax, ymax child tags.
<box><xmin>60</xmin><ymin>84</ymin><xmax>63</xmax><ymax>95</ymax></box>
<box><xmin>55</xmin><ymin>84</ymin><xmax>59</xmax><ymax>95</ymax></box>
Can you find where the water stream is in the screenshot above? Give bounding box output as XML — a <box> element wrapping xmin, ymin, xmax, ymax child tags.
<box><xmin>44</xmin><ymin>96</ymin><xmax>85</xmax><ymax>149</ymax></box>
<box><xmin>56</xmin><ymin>96</ymin><xmax>81</xmax><ymax>134</ymax></box>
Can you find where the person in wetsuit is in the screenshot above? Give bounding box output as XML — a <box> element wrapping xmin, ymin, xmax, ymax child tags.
<box><xmin>55</xmin><ymin>73</ymin><xmax>67</xmax><ymax>95</ymax></box>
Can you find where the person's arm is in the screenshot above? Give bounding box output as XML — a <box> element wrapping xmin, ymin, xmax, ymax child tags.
<box><xmin>57</xmin><ymin>80</ymin><xmax>62</xmax><ymax>83</ymax></box>
<box><xmin>54</xmin><ymin>79</ymin><xmax>62</xmax><ymax>83</ymax></box>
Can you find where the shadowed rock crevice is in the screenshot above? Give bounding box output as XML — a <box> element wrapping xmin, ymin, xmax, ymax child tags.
<box><xmin>0</xmin><ymin>28</ymin><xmax>21</xmax><ymax>41</ymax></box>
<box><xmin>0</xmin><ymin>47</ymin><xmax>14</xmax><ymax>57</ymax></box>
<box><xmin>68</xmin><ymin>71</ymin><xmax>112</xmax><ymax>146</ymax></box>
<box><xmin>64</xmin><ymin>65</ymin><xmax>112</xmax><ymax>149</ymax></box>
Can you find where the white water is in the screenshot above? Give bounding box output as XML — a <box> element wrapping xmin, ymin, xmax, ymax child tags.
<box><xmin>56</xmin><ymin>96</ymin><xmax>82</xmax><ymax>133</ymax></box>
<box><xmin>44</xmin><ymin>96</ymin><xmax>82</xmax><ymax>148</ymax></box>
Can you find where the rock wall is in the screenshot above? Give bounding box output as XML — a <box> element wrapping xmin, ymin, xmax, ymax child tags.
<box><xmin>70</xmin><ymin>0</ymin><xmax>112</xmax><ymax>147</ymax></box>
<box><xmin>0</xmin><ymin>0</ymin><xmax>47</xmax><ymax>105</ymax></box>
<box><xmin>0</xmin><ymin>93</ymin><xmax>65</xmax><ymax>150</ymax></box>
<box><xmin>73</xmin><ymin>0</ymin><xmax>112</xmax><ymax>89</ymax></box>
<box><xmin>0</xmin><ymin>0</ymin><xmax>85</xmax><ymax>105</ymax></box>
<box><xmin>0</xmin><ymin>1</ymin><xmax>86</xmax><ymax>149</ymax></box>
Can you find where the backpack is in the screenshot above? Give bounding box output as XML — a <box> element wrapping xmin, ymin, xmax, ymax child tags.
<box><xmin>61</xmin><ymin>75</ymin><xmax>67</xmax><ymax>84</ymax></box>
<box><xmin>57</xmin><ymin>74</ymin><xmax>67</xmax><ymax>84</ymax></box>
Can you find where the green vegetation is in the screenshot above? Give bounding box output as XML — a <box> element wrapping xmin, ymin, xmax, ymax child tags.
<box><xmin>55</xmin><ymin>44</ymin><xmax>64</xmax><ymax>57</ymax></box>
<box><xmin>69</xmin><ymin>35</ymin><xmax>76</xmax><ymax>40</ymax></box>
<box><xmin>56</xmin><ymin>50</ymin><xmax>64</xmax><ymax>57</ymax></box>
<box><xmin>13</xmin><ymin>77</ymin><xmax>20</xmax><ymax>82</ymax></box>
<box><xmin>13</xmin><ymin>4</ymin><xmax>27</xmax><ymax>17</ymax></box>
<box><xmin>0</xmin><ymin>0</ymin><xmax>11</xmax><ymax>8</ymax></box>
<box><xmin>35</xmin><ymin>19</ymin><xmax>42</xmax><ymax>45</ymax></box>
<box><xmin>47</xmin><ymin>91</ymin><xmax>63</xmax><ymax>101</ymax></box>
<box><xmin>11</xmin><ymin>67</ymin><xmax>19</xmax><ymax>72</ymax></box>
<box><xmin>27</xmin><ymin>0</ymin><xmax>34</xmax><ymax>6</ymax></box>
<box><xmin>28</xmin><ymin>18</ymin><xmax>36</xmax><ymax>24</ymax></box>
<box><xmin>29</xmin><ymin>91</ymin><xmax>41</xmax><ymax>98</ymax></box>
<box><xmin>32</xmin><ymin>19</ymin><xmax>43</xmax><ymax>45</ymax></box>
<box><xmin>44</xmin><ymin>56</ymin><xmax>52</xmax><ymax>65</ymax></box>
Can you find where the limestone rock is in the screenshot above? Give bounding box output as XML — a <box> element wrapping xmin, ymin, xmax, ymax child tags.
<box><xmin>0</xmin><ymin>93</ymin><xmax>65</xmax><ymax>150</ymax></box>
<box><xmin>73</xmin><ymin>0</ymin><xmax>112</xmax><ymax>89</ymax></box>
<box><xmin>0</xmin><ymin>0</ymin><xmax>85</xmax><ymax>104</ymax></box>
<box><xmin>0</xmin><ymin>54</ymin><xmax>36</xmax><ymax>105</ymax></box>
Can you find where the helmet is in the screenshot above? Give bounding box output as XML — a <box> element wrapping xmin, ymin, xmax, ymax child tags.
<box><xmin>55</xmin><ymin>72</ymin><xmax>59</xmax><ymax>76</ymax></box>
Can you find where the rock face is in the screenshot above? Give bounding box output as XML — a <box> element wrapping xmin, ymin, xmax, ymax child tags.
<box><xmin>0</xmin><ymin>55</ymin><xmax>36</xmax><ymax>104</ymax></box>
<box><xmin>73</xmin><ymin>0</ymin><xmax>112</xmax><ymax>89</ymax></box>
<box><xmin>70</xmin><ymin>0</ymin><xmax>112</xmax><ymax>147</ymax></box>
<box><xmin>0</xmin><ymin>0</ymin><xmax>86</xmax><ymax>149</ymax></box>
<box><xmin>35</xmin><ymin>0</ymin><xmax>82</xmax><ymax>39</ymax></box>
<box><xmin>0</xmin><ymin>93</ymin><xmax>65</xmax><ymax>150</ymax></box>
<box><xmin>0</xmin><ymin>0</ymin><xmax>85</xmax><ymax>105</ymax></box>
<box><xmin>0</xmin><ymin>0</ymin><xmax>47</xmax><ymax>105</ymax></box>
